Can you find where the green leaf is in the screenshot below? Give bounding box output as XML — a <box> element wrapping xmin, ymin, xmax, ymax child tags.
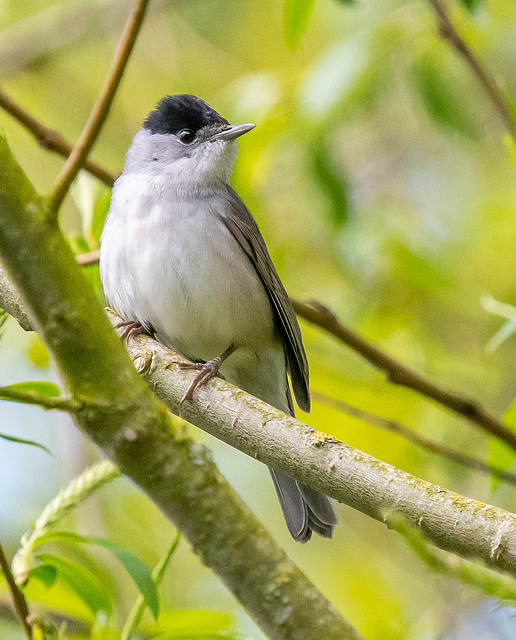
<box><xmin>34</xmin><ymin>531</ymin><xmax>159</xmax><ymax>619</ymax></box>
<box><xmin>1</xmin><ymin>381</ymin><xmax>61</xmax><ymax>398</ymax></box>
<box><xmin>488</xmin><ymin>438</ymin><xmax>516</xmax><ymax>492</ymax></box>
<box><xmin>0</xmin><ymin>432</ymin><xmax>51</xmax><ymax>454</ymax></box>
<box><xmin>412</xmin><ymin>54</ymin><xmax>477</xmax><ymax>139</ymax></box>
<box><xmin>311</xmin><ymin>137</ymin><xmax>349</xmax><ymax>228</ymax></box>
<box><xmin>284</xmin><ymin>0</ymin><xmax>316</xmax><ymax>49</ymax></box>
<box><xmin>0</xmin><ymin>309</ymin><xmax>8</xmax><ymax>339</ymax></box>
<box><xmin>36</xmin><ymin>553</ymin><xmax>112</xmax><ymax>615</ymax></box>
<box><xmin>30</xmin><ymin>564</ymin><xmax>57</xmax><ymax>588</ymax></box>
<box><xmin>91</xmin><ymin>189</ymin><xmax>112</xmax><ymax>245</ymax></box>
<box><xmin>458</xmin><ymin>0</ymin><xmax>482</xmax><ymax>13</ymax></box>
<box><xmin>145</xmin><ymin>610</ymin><xmax>232</xmax><ymax>638</ymax></box>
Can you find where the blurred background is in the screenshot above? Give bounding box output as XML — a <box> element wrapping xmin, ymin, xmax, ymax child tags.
<box><xmin>2</xmin><ymin>0</ymin><xmax>516</xmax><ymax>638</ymax></box>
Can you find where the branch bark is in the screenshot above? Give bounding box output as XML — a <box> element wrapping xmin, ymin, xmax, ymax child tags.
<box><xmin>0</xmin><ymin>133</ymin><xmax>362</xmax><ymax>640</ymax></box>
<box><xmin>101</xmin><ymin>317</ymin><xmax>516</xmax><ymax>578</ymax></box>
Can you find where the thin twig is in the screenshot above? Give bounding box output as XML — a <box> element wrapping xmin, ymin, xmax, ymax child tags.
<box><xmin>47</xmin><ymin>0</ymin><xmax>150</xmax><ymax>220</ymax></box>
<box><xmin>0</xmin><ymin>386</ymin><xmax>80</xmax><ymax>411</ymax></box>
<box><xmin>312</xmin><ymin>390</ymin><xmax>516</xmax><ymax>487</ymax></box>
<box><xmin>293</xmin><ymin>300</ymin><xmax>516</xmax><ymax>451</ymax></box>
<box><xmin>0</xmin><ymin>543</ymin><xmax>32</xmax><ymax>639</ymax></box>
<box><xmin>425</xmin><ymin>0</ymin><xmax>516</xmax><ymax>140</ymax></box>
<box><xmin>76</xmin><ymin>249</ymin><xmax>101</xmax><ymax>265</ymax></box>
<box><xmin>0</xmin><ymin>87</ymin><xmax>115</xmax><ymax>187</ymax></box>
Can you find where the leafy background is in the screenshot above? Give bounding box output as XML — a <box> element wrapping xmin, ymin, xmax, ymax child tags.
<box><xmin>2</xmin><ymin>0</ymin><xmax>516</xmax><ymax>638</ymax></box>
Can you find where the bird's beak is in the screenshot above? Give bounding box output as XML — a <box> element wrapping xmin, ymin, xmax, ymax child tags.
<box><xmin>210</xmin><ymin>123</ymin><xmax>256</xmax><ymax>141</ymax></box>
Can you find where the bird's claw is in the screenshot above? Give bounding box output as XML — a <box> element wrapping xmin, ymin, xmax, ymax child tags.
<box><xmin>115</xmin><ymin>320</ymin><xmax>145</xmax><ymax>341</ymax></box>
<box><xmin>178</xmin><ymin>357</ymin><xmax>222</xmax><ymax>412</ymax></box>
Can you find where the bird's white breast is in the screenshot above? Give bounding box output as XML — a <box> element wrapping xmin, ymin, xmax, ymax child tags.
<box><xmin>100</xmin><ymin>173</ymin><xmax>277</xmax><ymax>365</ymax></box>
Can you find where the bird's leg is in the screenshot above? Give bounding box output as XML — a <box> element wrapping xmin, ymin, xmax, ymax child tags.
<box><xmin>115</xmin><ymin>319</ymin><xmax>146</xmax><ymax>341</ymax></box>
<box><xmin>179</xmin><ymin>344</ymin><xmax>236</xmax><ymax>407</ymax></box>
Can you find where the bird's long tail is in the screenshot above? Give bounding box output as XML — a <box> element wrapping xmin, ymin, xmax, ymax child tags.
<box><xmin>269</xmin><ymin>468</ymin><xmax>337</xmax><ymax>543</ymax></box>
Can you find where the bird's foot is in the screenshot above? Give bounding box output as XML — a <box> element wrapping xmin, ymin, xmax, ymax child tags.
<box><xmin>178</xmin><ymin>345</ymin><xmax>236</xmax><ymax>411</ymax></box>
<box><xmin>115</xmin><ymin>319</ymin><xmax>146</xmax><ymax>341</ymax></box>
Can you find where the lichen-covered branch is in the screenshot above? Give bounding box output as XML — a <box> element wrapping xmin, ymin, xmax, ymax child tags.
<box><xmin>102</xmin><ymin>320</ymin><xmax>516</xmax><ymax>578</ymax></box>
<box><xmin>0</xmin><ymin>133</ymin><xmax>362</xmax><ymax>640</ymax></box>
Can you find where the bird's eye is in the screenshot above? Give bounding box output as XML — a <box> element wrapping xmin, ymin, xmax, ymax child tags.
<box><xmin>177</xmin><ymin>129</ymin><xmax>195</xmax><ymax>144</ymax></box>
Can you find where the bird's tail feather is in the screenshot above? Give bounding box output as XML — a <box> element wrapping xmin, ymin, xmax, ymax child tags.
<box><xmin>269</xmin><ymin>468</ymin><xmax>337</xmax><ymax>543</ymax></box>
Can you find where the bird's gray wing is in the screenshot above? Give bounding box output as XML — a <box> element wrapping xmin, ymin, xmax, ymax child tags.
<box><xmin>220</xmin><ymin>185</ymin><xmax>310</xmax><ymax>412</ymax></box>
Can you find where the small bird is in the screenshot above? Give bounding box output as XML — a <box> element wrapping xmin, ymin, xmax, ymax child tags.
<box><xmin>100</xmin><ymin>94</ymin><xmax>337</xmax><ymax>542</ymax></box>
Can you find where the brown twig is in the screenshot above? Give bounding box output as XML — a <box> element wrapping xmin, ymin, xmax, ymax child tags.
<box><xmin>0</xmin><ymin>543</ymin><xmax>31</xmax><ymax>639</ymax></box>
<box><xmin>426</xmin><ymin>0</ymin><xmax>516</xmax><ymax>140</ymax></box>
<box><xmin>312</xmin><ymin>390</ymin><xmax>516</xmax><ymax>488</ymax></box>
<box><xmin>0</xmin><ymin>87</ymin><xmax>115</xmax><ymax>188</ymax></box>
<box><xmin>47</xmin><ymin>0</ymin><xmax>149</xmax><ymax>220</ymax></box>
<box><xmin>293</xmin><ymin>300</ymin><xmax>516</xmax><ymax>451</ymax></box>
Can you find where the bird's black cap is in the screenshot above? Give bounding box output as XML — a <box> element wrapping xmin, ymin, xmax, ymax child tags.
<box><xmin>143</xmin><ymin>94</ymin><xmax>229</xmax><ymax>135</ymax></box>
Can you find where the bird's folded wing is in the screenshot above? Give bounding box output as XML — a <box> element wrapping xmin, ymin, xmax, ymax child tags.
<box><xmin>221</xmin><ymin>185</ymin><xmax>310</xmax><ymax>412</ymax></box>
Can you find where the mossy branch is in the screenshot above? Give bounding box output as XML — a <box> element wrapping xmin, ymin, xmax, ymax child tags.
<box><xmin>0</xmin><ymin>132</ymin><xmax>361</xmax><ymax>640</ymax></box>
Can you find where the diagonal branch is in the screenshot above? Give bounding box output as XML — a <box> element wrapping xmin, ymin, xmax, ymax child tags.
<box><xmin>0</xmin><ymin>132</ymin><xmax>361</xmax><ymax>640</ymax></box>
<box><xmin>0</xmin><ymin>87</ymin><xmax>115</xmax><ymax>187</ymax></box>
<box><xmin>2</xmin><ymin>133</ymin><xmax>516</xmax><ymax>587</ymax></box>
<box><xmin>0</xmin><ymin>543</ymin><xmax>32</xmax><ymax>640</ymax></box>
<box><xmin>293</xmin><ymin>300</ymin><xmax>516</xmax><ymax>451</ymax></box>
<box><xmin>425</xmin><ymin>0</ymin><xmax>516</xmax><ymax>140</ymax></box>
<box><xmin>47</xmin><ymin>0</ymin><xmax>149</xmax><ymax>220</ymax></box>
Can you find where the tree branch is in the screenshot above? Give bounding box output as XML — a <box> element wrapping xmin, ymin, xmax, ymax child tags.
<box><xmin>103</xmin><ymin>317</ymin><xmax>516</xmax><ymax>578</ymax></box>
<box><xmin>425</xmin><ymin>0</ymin><xmax>516</xmax><ymax>140</ymax></box>
<box><xmin>293</xmin><ymin>300</ymin><xmax>516</xmax><ymax>451</ymax></box>
<box><xmin>3</xmin><ymin>133</ymin><xmax>516</xmax><ymax>591</ymax></box>
<box><xmin>47</xmin><ymin>0</ymin><xmax>149</xmax><ymax>219</ymax></box>
<box><xmin>0</xmin><ymin>87</ymin><xmax>115</xmax><ymax>187</ymax></box>
<box><xmin>0</xmin><ymin>133</ymin><xmax>361</xmax><ymax>640</ymax></box>
<box><xmin>0</xmin><ymin>543</ymin><xmax>32</xmax><ymax>640</ymax></box>
<box><xmin>0</xmin><ymin>385</ymin><xmax>80</xmax><ymax>411</ymax></box>
<box><xmin>312</xmin><ymin>390</ymin><xmax>516</xmax><ymax>488</ymax></box>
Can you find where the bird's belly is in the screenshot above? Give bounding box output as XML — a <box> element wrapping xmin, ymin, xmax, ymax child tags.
<box><xmin>101</xmin><ymin>194</ymin><xmax>276</xmax><ymax>363</ymax></box>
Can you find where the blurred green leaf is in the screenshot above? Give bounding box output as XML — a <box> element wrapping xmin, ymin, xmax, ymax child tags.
<box><xmin>391</xmin><ymin>242</ymin><xmax>454</xmax><ymax>295</ymax></box>
<box><xmin>26</xmin><ymin>334</ymin><xmax>50</xmax><ymax>369</ymax></box>
<box><xmin>36</xmin><ymin>553</ymin><xmax>112</xmax><ymax>615</ymax></box>
<box><xmin>488</xmin><ymin>438</ymin><xmax>516</xmax><ymax>492</ymax></box>
<box><xmin>311</xmin><ymin>137</ymin><xmax>349</xmax><ymax>228</ymax></box>
<box><xmin>34</xmin><ymin>531</ymin><xmax>159</xmax><ymax>619</ymax></box>
<box><xmin>0</xmin><ymin>432</ymin><xmax>51</xmax><ymax>454</ymax></box>
<box><xmin>412</xmin><ymin>54</ymin><xmax>477</xmax><ymax>139</ymax></box>
<box><xmin>92</xmin><ymin>612</ymin><xmax>121</xmax><ymax>640</ymax></box>
<box><xmin>0</xmin><ymin>309</ymin><xmax>8</xmax><ymax>339</ymax></box>
<box><xmin>91</xmin><ymin>189</ymin><xmax>111</xmax><ymax>245</ymax></box>
<box><xmin>284</xmin><ymin>0</ymin><xmax>316</xmax><ymax>49</ymax></box>
<box><xmin>145</xmin><ymin>610</ymin><xmax>232</xmax><ymax>638</ymax></box>
<box><xmin>458</xmin><ymin>0</ymin><xmax>483</xmax><ymax>12</ymax></box>
<box><xmin>30</xmin><ymin>563</ymin><xmax>58</xmax><ymax>588</ymax></box>
<box><xmin>72</xmin><ymin>172</ymin><xmax>111</xmax><ymax>248</ymax></box>
<box><xmin>1</xmin><ymin>381</ymin><xmax>60</xmax><ymax>398</ymax></box>
<box><xmin>299</xmin><ymin>36</ymin><xmax>369</xmax><ymax>118</ymax></box>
